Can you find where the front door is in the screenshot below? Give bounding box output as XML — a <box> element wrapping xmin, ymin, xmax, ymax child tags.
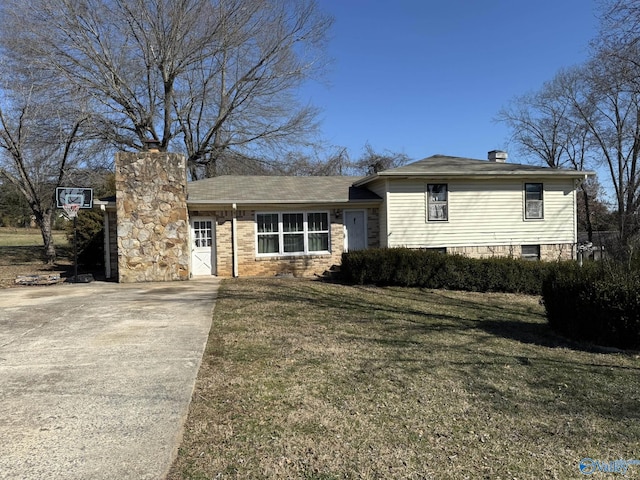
<box><xmin>190</xmin><ymin>217</ymin><xmax>216</xmax><ymax>276</ymax></box>
<box><xmin>344</xmin><ymin>210</ymin><xmax>366</xmax><ymax>252</ymax></box>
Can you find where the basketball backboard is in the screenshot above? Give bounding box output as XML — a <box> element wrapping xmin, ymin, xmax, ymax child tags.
<box><xmin>56</xmin><ymin>187</ymin><xmax>93</xmax><ymax>208</ymax></box>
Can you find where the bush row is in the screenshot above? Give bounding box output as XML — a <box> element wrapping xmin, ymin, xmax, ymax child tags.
<box><xmin>340</xmin><ymin>248</ymin><xmax>553</xmax><ymax>295</ymax></box>
<box><xmin>542</xmin><ymin>263</ymin><xmax>640</xmax><ymax>349</ymax></box>
<box><xmin>340</xmin><ymin>248</ymin><xmax>640</xmax><ymax>350</ymax></box>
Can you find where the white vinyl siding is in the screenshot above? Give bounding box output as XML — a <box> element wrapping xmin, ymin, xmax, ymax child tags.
<box><xmin>385</xmin><ymin>179</ymin><xmax>575</xmax><ymax>248</ymax></box>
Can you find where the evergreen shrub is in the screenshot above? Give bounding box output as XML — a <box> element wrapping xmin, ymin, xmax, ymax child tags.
<box><xmin>340</xmin><ymin>248</ymin><xmax>551</xmax><ymax>295</ymax></box>
<box><xmin>65</xmin><ymin>208</ymin><xmax>104</xmax><ymax>268</ymax></box>
<box><xmin>542</xmin><ymin>263</ymin><xmax>640</xmax><ymax>349</ymax></box>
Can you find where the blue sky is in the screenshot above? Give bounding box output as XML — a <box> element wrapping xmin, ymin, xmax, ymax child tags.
<box><xmin>304</xmin><ymin>0</ymin><xmax>600</xmax><ymax>164</ymax></box>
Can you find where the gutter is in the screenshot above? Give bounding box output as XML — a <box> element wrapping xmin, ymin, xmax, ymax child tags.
<box><xmin>232</xmin><ymin>203</ymin><xmax>238</xmax><ymax>278</ymax></box>
<box><xmin>353</xmin><ymin>170</ymin><xmax>597</xmax><ymax>187</ymax></box>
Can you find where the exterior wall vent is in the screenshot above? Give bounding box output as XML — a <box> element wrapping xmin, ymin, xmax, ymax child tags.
<box><xmin>488</xmin><ymin>150</ymin><xmax>508</xmax><ymax>162</ymax></box>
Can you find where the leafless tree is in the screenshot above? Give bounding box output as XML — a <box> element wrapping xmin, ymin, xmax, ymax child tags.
<box><xmin>497</xmin><ymin>80</ymin><xmax>576</xmax><ymax>169</ymax></box>
<box><xmin>499</xmin><ymin>55</ymin><xmax>640</xmax><ymax>243</ymax></box>
<box><xmin>498</xmin><ymin>70</ymin><xmax>601</xmax><ymax>239</ymax></box>
<box><xmin>349</xmin><ymin>143</ymin><xmax>410</xmax><ymax>175</ymax></box>
<box><xmin>0</xmin><ymin>0</ymin><xmax>332</xmax><ymax>179</ymax></box>
<box><xmin>0</xmin><ymin>80</ymin><xmax>90</xmax><ymax>262</ymax></box>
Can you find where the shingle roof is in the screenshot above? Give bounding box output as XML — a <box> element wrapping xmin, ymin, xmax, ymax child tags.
<box><xmin>354</xmin><ymin>154</ymin><xmax>595</xmax><ymax>186</ymax></box>
<box><xmin>187</xmin><ymin>175</ymin><xmax>381</xmax><ymax>205</ymax></box>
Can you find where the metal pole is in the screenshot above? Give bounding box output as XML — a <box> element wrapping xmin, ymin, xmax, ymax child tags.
<box><xmin>74</xmin><ymin>215</ymin><xmax>78</xmax><ymax>283</ymax></box>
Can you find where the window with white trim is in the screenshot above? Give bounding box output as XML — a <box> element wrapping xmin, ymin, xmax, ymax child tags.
<box><xmin>525</xmin><ymin>183</ymin><xmax>543</xmax><ymax>219</ymax></box>
<box><xmin>427</xmin><ymin>184</ymin><xmax>448</xmax><ymax>221</ymax></box>
<box><xmin>193</xmin><ymin>220</ymin><xmax>213</xmax><ymax>247</ymax></box>
<box><xmin>256</xmin><ymin>212</ymin><xmax>330</xmax><ymax>255</ymax></box>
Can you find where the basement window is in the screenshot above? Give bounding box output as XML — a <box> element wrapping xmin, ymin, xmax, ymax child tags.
<box><xmin>521</xmin><ymin>245</ymin><xmax>541</xmax><ymax>261</ymax></box>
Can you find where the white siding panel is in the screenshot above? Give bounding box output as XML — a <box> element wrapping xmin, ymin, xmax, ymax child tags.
<box><xmin>386</xmin><ymin>179</ymin><xmax>576</xmax><ymax>248</ymax></box>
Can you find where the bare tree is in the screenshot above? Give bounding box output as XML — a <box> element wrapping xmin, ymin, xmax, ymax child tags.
<box><xmin>498</xmin><ymin>70</ymin><xmax>600</xmax><ymax>239</ymax></box>
<box><xmin>576</xmin><ymin>53</ymin><xmax>640</xmax><ymax>241</ymax></box>
<box><xmin>0</xmin><ymin>83</ymin><xmax>89</xmax><ymax>262</ymax></box>
<box><xmin>497</xmin><ymin>82</ymin><xmax>574</xmax><ymax>169</ymax></box>
<box><xmin>350</xmin><ymin>143</ymin><xmax>410</xmax><ymax>175</ymax></box>
<box><xmin>0</xmin><ymin>0</ymin><xmax>332</xmax><ymax>178</ymax></box>
<box><xmin>499</xmin><ymin>57</ymin><xmax>640</xmax><ymax>243</ymax></box>
<box><xmin>275</xmin><ymin>148</ymin><xmax>350</xmax><ymax>176</ymax></box>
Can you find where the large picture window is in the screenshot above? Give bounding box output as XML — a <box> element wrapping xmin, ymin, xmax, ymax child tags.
<box><xmin>525</xmin><ymin>183</ymin><xmax>543</xmax><ymax>219</ymax></box>
<box><xmin>427</xmin><ymin>184</ymin><xmax>448</xmax><ymax>221</ymax></box>
<box><xmin>256</xmin><ymin>212</ymin><xmax>330</xmax><ymax>255</ymax></box>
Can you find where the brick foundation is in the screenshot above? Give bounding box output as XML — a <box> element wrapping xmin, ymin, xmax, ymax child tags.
<box><xmin>447</xmin><ymin>243</ymin><xmax>574</xmax><ymax>261</ymax></box>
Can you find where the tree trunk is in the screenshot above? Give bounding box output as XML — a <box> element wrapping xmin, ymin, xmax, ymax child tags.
<box><xmin>205</xmin><ymin>158</ymin><xmax>217</xmax><ymax>178</ymax></box>
<box><xmin>35</xmin><ymin>208</ymin><xmax>56</xmax><ymax>264</ymax></box>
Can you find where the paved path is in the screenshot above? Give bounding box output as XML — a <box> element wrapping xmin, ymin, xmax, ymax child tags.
<box><xmin>0</xmin><ymin>278</ymin><xmax>220</xmax><ymax>480</ymax></box>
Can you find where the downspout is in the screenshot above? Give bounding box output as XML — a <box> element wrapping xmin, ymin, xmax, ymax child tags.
<box><xmin>384</xmin><ymin>178</ymin><xmax>391</xmax><ymax>247</ymax></box>
<box><xmin>101</xmin><ymin>204</ymin><xmax>111</xmax><ymax>279</ymax></box>
<box><xmin>573</xmin><ymin>175</ymin><xmax>588</xmax><ymax>261</ymax></box>
<box><xmin>232</xmin><ymin>203</ymin><xmax>238</xmax><ymax>277</ymax></box>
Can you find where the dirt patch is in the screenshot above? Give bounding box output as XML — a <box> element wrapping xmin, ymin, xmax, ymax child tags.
<box><xmin>0</xmin><ymin>248</ymin><xmax>74</xmax><ymax>288</ymax></box>
<box><xmin>0</xmin><ymin>262</ymin><xmax>74</xmax><ymax>289</ymax></box>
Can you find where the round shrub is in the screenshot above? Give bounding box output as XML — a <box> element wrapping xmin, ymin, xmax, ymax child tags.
<box><xmin>542</xmin><ymin>263</ymin><xmax>640</xmax><ymax>349</ymax></box>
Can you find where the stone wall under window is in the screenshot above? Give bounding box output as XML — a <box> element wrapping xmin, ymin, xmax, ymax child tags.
<box><xmin>446</xmin><ymin>243</ymin><xmax>574</xmax><ymax>261</ymax></box>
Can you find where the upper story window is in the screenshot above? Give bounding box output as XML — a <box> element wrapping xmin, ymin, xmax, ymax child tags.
<box><xmin>524</xmin><ymin>183</ymin><xmax>543</xmax><ymax>219</ymax></box>
<box><xmin>256</xmin><ymin>212</ymin><xmax>330</xmax><ymax>256</ymax></box>
<box><xmin>427</xmin><ymin>183</ymin><xmax>448</xmax><ymax>221</ymax></box>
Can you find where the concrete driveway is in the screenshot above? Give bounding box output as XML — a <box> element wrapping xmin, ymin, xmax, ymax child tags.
<box><xmin>0</xmin><ymin>278</ymin><xmax>219</xmax><ymax>480</ymax></box>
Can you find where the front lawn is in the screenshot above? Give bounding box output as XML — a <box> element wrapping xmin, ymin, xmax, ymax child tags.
<box><xmin>168</xmin><ymin>278</ymin><xmax>640</xmax><ymax>479</ymax></box>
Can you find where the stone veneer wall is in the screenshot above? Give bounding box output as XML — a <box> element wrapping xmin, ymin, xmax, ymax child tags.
<box><xmin>115</xmin><ymin>151</ymin><xmax>189</xmax><ymax>282</ymax></box>
<box><xmin>447</xmin><ymin>243</ymin><xmax>575</xmax><ymax>261</ymax></box>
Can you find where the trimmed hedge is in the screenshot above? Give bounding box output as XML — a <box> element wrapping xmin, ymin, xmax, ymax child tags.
<box><xmin>542</xmin><ymin>263</ymin><xmax>640</xmax><ymax>349</ymax></box>
<box><xmin>340</xmin><ymin>248</ymin><xmax>553</xmax><ymax>295</ymax></box>
<box><xmin>341</xmin><ymin>248</ymin><xmax>640</xmax><ymax>349</ymax></box>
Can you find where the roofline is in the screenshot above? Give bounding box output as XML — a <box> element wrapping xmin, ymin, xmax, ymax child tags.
<box><xmin>354</xmin><ymin>170</ymin><xmax>596</xmax><ymax>186</ymax></box>
<box><xmin>100</xmin><ymin>198</ymin><xmax>382</xmax><ymax>210</ymax></box>
<box><xmin>187</xmin><ymin>199</ymin><xmax>382</xmax><ymax>208</ymax></box>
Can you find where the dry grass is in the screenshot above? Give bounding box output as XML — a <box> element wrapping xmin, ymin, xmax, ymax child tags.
<box><xmin>0</xmin><ymin>227</ymin><xmax>71</xmax><ymax>287</ymax></box>
<box><xmin>168</xmin><ymin>278</ymin><xmax>640</xmax><ymax>480</ymax></box>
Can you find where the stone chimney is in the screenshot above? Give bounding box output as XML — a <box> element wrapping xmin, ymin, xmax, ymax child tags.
<box><xmin>115</xmin><ymin>149</ymin><xmax>189</xmax><ymax>282</ymax></box>
<box><xmin>488</xmin><ymin>150</ymin><xmax>508</xmax><ymax>162</ymax></box>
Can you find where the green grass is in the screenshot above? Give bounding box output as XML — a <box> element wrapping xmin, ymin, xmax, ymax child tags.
<box><xmin>0</xmin><ymin>227</ymin><xmax>69</xmax><ymax>263</ymax></box>
<box><xmin>168</xmin><ymin>278</ymin><xmax>640</xmax><ymax>480</ymax></box>
<box><xmin>0</xmin><ymin>227</ymin><xmax>67</xmax><ymax>247</ymax></box>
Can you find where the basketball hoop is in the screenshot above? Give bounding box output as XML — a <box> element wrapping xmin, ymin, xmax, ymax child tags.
<box><xmin>63</xmin><ymin>203</ymin><xmax>81</xmax><ymax>219</ymax></box>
